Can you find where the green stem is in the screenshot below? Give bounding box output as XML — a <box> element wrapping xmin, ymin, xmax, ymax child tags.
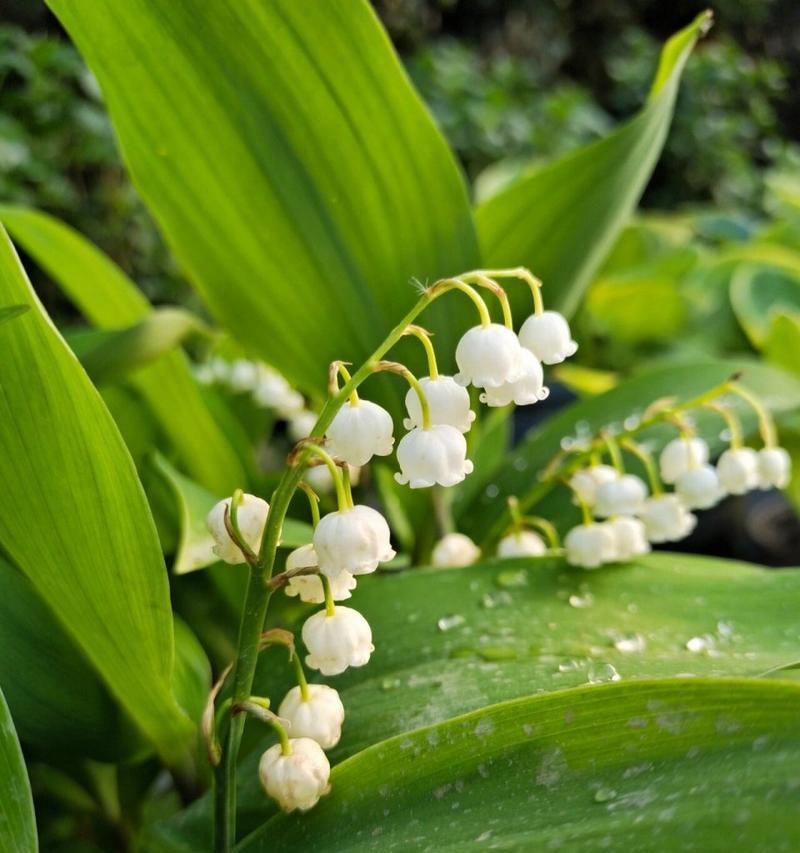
<box><xmin>430</xmin><ymin>278</ymin><xmax>492</xmax><ymax>326</ymax></box>
<box><xmin>297</xmin><ymin>482</ymin><xmax>320</xmax><ymax>527</ymax></box>
<box><xmin>335</xmin><ymin>362</ymin><xmax>359</xmax><ymax>405</ymax></box>
<box><xmin>602</xmin><ymin>433</ymin><xmax>625</xmax><ymax>474</ymax></box>
<box><xmin>466</xmin><ymin>267</ymin><xmax>543</xmax><ymax>315</ymax></box>
<box><xmin>404</xmin><ymin>325</ymin><xmax>439</xmax><ymax>379</ymax></box>
<box><xmin>621</xmin><ymin>440</ymin><xmax>663</xmax><ymax>496</ymax></box>
<box><xmin>521</xmin><ymin>515</ymin><xmax>561</xmax><ymax>550</ymax></box>
<box><xmin>728</xmin><ymin>382</ymin><xmax>776</xmax><ymax>447</ymax></box>
<box><xmin>303</xmin><ymin>444</ymin><xmax>348</xmax><ymax>511</ymax></box>
<box><xmin>507</xmin><ymin>496</ymin><xmax>524</xmax><ymax>534</ymax></box>
<box><xmin>291</xmin><ymin>651</ymin><xmax>310</xmax><ymax>702</ymax></box>
<box><xmin>322</xmin><ymin>575</ymin><xmax>336</xmax><ymax>617</ymax></box>
<box><xmin>342</xmin><ymin>464</ymin><xmax>355</xmax><ymax>509</ymax></box>
<box><xmin>705</xmin><ymin>402</ymin><xmax>743</xmax><ymax>449</ymax></box>
<box><xmin>374</xmin><ymin>362</ymin><xmax>431</xmax><ymax>430</ymax></box>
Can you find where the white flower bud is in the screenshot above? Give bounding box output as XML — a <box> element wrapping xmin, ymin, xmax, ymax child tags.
<box><xmin>394</xmin><ymin>424</ymin><xmax>473</xmax><ymax>488</ymax></box>
<box><xmin>252</xmin><ymin>368</ymin><xmax>305</xmax><ymax>416</ymax></box>
<box><xmin>313</xmin><ymin>505</ymin><xmax>395</xmax><ymax>578</ymax></box>
<box><xmin>608</xmin><ymin>517</ymin><xmax>650</xmax><ymax>561</ymax></box>
<box><xmin>568</xmin><ymin>465</ymin><xmax>619</xmax><ymax>508</ymax></box>
<box><xmin>593</xmin><ymin>475</ymin><xmax>648</xmax><ymax>518</ymax></box>
<box><xmin>229</xmin><ymin>359</ymin><xmax>259</xmax><ymax>392</ymax></box>
<box><xmin>206</xmin><ymin>494</ymin><xmax>269</xmax><ymax>564</ymax></box>
<box><xmin>717</xmin><ymin>447</ymin><xmax>760</xmax><ymax>495</ymax></box>
<box><xmin>675</xmin><ymin>464</ymin><xmax>724</xmax><ymax>509</ymax></box>
<box><xmin>278</xmin><ymin>685</ymin><xmax>345</xmax><ymax>749</ymax></box>
<box><xmin>302</xmin><ymin>606</ymin><xmax>374</xmax><ymax>675</ymax></box>
<box><xmin>454</xmin><ymin>324</ymin><xmax>524</xmax><ymax>389</ymax></box>
<box><xmin>659</xmin><ymin>437</ymin><xmax>709</xmax><ymax>485</ymax></box>
<box><xmin>430</xmin><ymin>532</ymin><xmax>480</xmax><ymax>567</ymax></box>
<box><xmin>639</xmin><ymin>494</ymin><xmax>697</xmax><ymax>543</ymax></box>
<box><xmin>288</xmin><ymin>411</ymin><xmax>319</xmax><ymax>442</ymax></box>
<box><xmin>564</xmin><ymin>523</ymin><xmax>617</xmax><ymax>569</ymax></box>
<box><xmin>258</xmin><ymin>737</ymin><xmax>330</xmax><ymax>812</ymax></box>
<box><xmin>758</xmin><ymin>446</ymin><xmax>792</xmax><ymax>489</ymax></box>
<box><xmin>518</xmin><ymin>310</ymin><xmax>578</xmax><ymax>365</ymax></box>
<box><xmin>325</xmin><ymin>399</ymin><xmax>394</xmax><ymax>466</ymax></box>
<box><xmin>479</xmin><ymin>348</ymin><xmax>549</xmax><ymax>407</ymax></box>
<box><xmin>403</xmin><ymin>376</ymin><xmax>475</xmax><ymax>433</ymax></box>
<box><xmin>497</xmin><ymin>530</ymin><xmax>547</xmax><ymax>558</ymax></box>
<box><xmin>283</xmin><ymin>545</ymin><xmax>356</xmax><ymax>603</ymax></box>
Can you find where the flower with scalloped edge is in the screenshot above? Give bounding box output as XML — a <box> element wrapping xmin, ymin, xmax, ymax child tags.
<box><xmin>564</xmin><ymin>522</ymin><xmax>617</xmax><ymax>569</ymax></box>
<box><xmin>302</xmin><ymin>606</ymin><xmax>374</xmax><ymax>676</ymax></box>
<box><xmin>497</xmin><ymin>530</ymin><xmax>547</xmax><ymax>558</ymax></box>
<box><xmin>395</xmin><ymin>424</ymin><xmax>473</xmax><ymax>489</ymax></box>
<box><xmin>659</xmin><ymin>437</ymin><xmax>709</xmax><ymax>485</ymax></box>
<box><xmin>758</xmin><ymin>446</ymin><xmax>792</xmax><ymax>489</ymax></box>
<box><xmin>325</xmin><ymin>399</ymin><xmax>394</xmax><ymax>467</ymax></box>
<box><xmin>454</xmin><ymin>324</ymin><xmax>525</xmax><ymax>389</ymax></box>
<box><xmin>283</xmin><ymin>545</ymin><xmax>356</xmax><ymax>603</ymax></box>
<box><xmin>717</xmin><ymin>447</ymin><xmax>760</xmax><ymax>495</ymax></box>
<box><xmin>593</xmin><ymin>474</ymin><xmax>648</xmax><ymax>518</ymax></box>
<box><xmin>675</xmin><ymin>464</ymin><xmax>724</xmax><ymax>510</ymax></box>
<box><xmin>608</xmin><ymin>516</ymin><xmax>650</xmax><ymax>561</ymax></box>
<box><xmin>638</xmin><ymin>494</ymin><xmax>697</xmax><ymax>543</ymax></box>
<box><xmin>313</xmin><ymin>505</ymin><xmax>395</xmax><ymax>578</ymax></box>
<box><xmin>568</xmin><ymin>465</ymin><xmax>619</xmax><ymax>509</ymax></box>
<box><xmin>278</xmin><ymin>684</ymin><xmax>345</xmax><ymax>750</ymax></box>
<box><xmin>480</xmin><ymin>347</ymin><xmax>549</xmax><ymax>407</ymax></box>
<box><xmin>207</xmin><ymin>494</ymin><xmax>269</xmax><ymax>564</ymax></box>
<box><xmin>403</xmin><ymin>375</ymin><xmax>475</xmax><ymax>433</ymax></box>
<box><xmin>518</xmin><ymin>310</ymin><xmax>578</xmax><ymax>365</ymax></box>
<box><xmin>258</xmin><ymin>737</ymin><xmax>330</xmax><ymax>812</ymax></box>
<box><xmin>431</xmin><ymin>532</ymin><xmax>481</xmax><ymax>567</ymax></box>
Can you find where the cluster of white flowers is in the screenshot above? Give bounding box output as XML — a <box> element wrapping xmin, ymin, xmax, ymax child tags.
<box><xmin>563</xmin><ymin>432</ymin><xmax>792</xmax><ymax>570</ymax></box>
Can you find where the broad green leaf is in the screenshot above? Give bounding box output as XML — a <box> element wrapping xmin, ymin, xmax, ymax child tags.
<box><xmin>730</xmin><ymin>264</ymin><xmax>800</xmax><ymax>348</ymax></box>
<box><xmin>764</xmin><ymin>313</ymin><xmax>800</xmax><ymax>376</ymax></box>
<box><xmin>0</xmin><ymin>227</ymin><xmax>192</xmax><ymax>763</ymax></box>
<box><xmin>552</xmin><ymin>363</ymin><xmax>618</xmax><ymax>397</ymax></box>
<box><xmin>45</xmin><ymin>0</ymin><xmax>479</xmax><ymax>399</ymax></box>
<box><xmin>0</xmin><ymin>206</ymin><xmax>246</xmax><ymax>496</ymax></box>
<box><xmin>68</xmin><ymin>308</ymin><xmax>208</xmax><ymax>383</ymax></box>
<box><xmin>475</xmin><ymin>12</ymin><xmax>711</xmax><ymax>319</ymax></box>
<box><xmin>153</xmin><ymin>455</ymin><xmax>313</xmax><ymax>575</ymax></box>
<box><xmin>0</xmin><ymin>557</ymin><xmax>142</xmax><ymax>760</ymax></box>
<box><xmin>458</xmin><ymin>358</ymin><xmax>800</xmax><ymax>543</ymax></box>
<box><xmin>147</xmin><ymin>552</ymin><xmax>800</xmax><ymax>848</ymax></box>
<box><xmin>0</xmin><ymin>685</ymin><xmax>37</xmax><ymax>853</ymax></box>
<box><xmin>0</xmin><ymin>304</ymin><xmax>28</xmax><ymax>326</ymax></box>
<box><xmin>240</xmin><ymin>679</ymin><xmax>800</xmax><ymax>852</ymax></box>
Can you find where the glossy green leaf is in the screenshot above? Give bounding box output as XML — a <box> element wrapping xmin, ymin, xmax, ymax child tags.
<box><xmin>458</xmin><ymin>358</ymin><xmax>800</xmax><ymax>544</ymax></box>
<box><xmin>240</xmin><ymin>679</ymin><xmax>800</xmax><ymax>852</ymax></box>
<box><xmin>475</xmin><ymin>12</ymin><xmax>710</xmax><ymax>319</ymax></box>
<box><xmin>764</xmin><ymin>313</ymin><xmax>800</xmax><ymax>376</ymax></box>
<box><xmin>153</xmin><ymin>455</ymin><xmax>313</xmax><ymax>575</ymax></box>
<box><xmin>0</xmin><ymin>226</ymin><xmax>192</xmax><ymax>763</ymax></box>
<box><xmin>730</xmin><ymin>264</ymin><xmax>800</xmax><ymax>348</ymax></box>
<box><xmin>0</xmin><ymin>206</ymin><xmax>245</xmax><ymax>496</ymax></box>
<box><xmin>0</xmin><ymin>685</ymin><xmax>37</xmax><ymax>853</ymax></box>
<box><xmin>69</xmin><ymin>308</ymin><xmax>207</xmax><ymax>383</ymax></box>
<box><xmin>147</xmin><ymin>552</ymin><xmax>800</xmax><ymax>849</ymax></box>
<box><xmin>45</xmin><ymin>0</ymin><xmax>479</xmax><ymax>399</ymax></box>
<box><xmin>0</xmin><ymin>305</ymin><xmax>28</xmax><ymax>326</ymax></box>
<box><xmin>0</xmin><ymin>556</ymin><xmax>142</xmax><ymax>760</ymax></box>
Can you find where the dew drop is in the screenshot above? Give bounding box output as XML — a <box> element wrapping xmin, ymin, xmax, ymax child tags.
<box><xmin>568</xmin><ymin>592</ymin><xmax>594</xmax><ymax>609</ymax></box>
<box><xmin>438</xmin><ymin>614</ymin><xmax>466</xmax><ymax>632</ymax></box>
<box><xmin>614</xmin><ymin>634</ymin><xmax>646</xmax><ymax>654</ymax></box>
<box><xmin>588</xmin><ymin>663</ymin><xmax>621</xmax><ymax>684</ymax></box>
<box><xmin>594</xmin><ymin>787</ymin><xmax>617</xmax><ymax>803</ymax></box>
<box><xmin>497</xmin><ymin>569</ymin><xmax>528</xmax><ymax>589</ymax></box>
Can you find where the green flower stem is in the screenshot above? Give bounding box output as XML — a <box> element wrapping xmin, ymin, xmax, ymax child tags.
<box><xmin>704</xmin><ymin>402</ymin><xmax>743</xmax><ymax>449</ymax></box>
<box><xmin>373</xmin><ymin>361</ymin><xmax>431</xmax><ymax>430</ymax></box>
<box><xmin>621</xmin><ymin>440</ymin><xmax>663</xmax><ymax>495</ymax></box>
<box><xmin>235</xmin><ymin>700</ymin><xmax>291</xmax><ymax>756</ymax></box>
<box><xmin>466</xmin><ymin>273</ymin><xmax>514</xmax><ymax>329</ymax></box>
<box><xmin>291</xmin><ymin>650</ymin><xmax>310</xmax><ymax>702</ymax></box>
<box><xmin>297</xmin><ymin>481</ymin><xmax>320</xmax><ymax>527</ymax></box>
<box><xmin>302</xmin><ymin>444</ymin><xmax>348</xmax><ymax>512</ymax></box>
<box><xmin>334</xmin><ymin>362</ymin><xmax>359</xmax><ymax>405</ymax></box>
<box><xmin>430</xmin><ymin>278</ymin><xmax>492</xmax><ymax>326</ymax></box>
<box><xmin>507</xmin><ymin>496</ymin><xmax>524</xmax><ymax>534</ymax></box>
<box><xmin>342</xmin><ymin>464</ymin><xmax>355</xmax><ymax>509</ymax></box>
<box><xmin>403</xmin><ymin>324</ymin><xmax>439</xmax><ymax>379</ymax></box>
<box><xmin>728</xmin><ymin>382</ymin><xmax>776</xmax><ymax>447</ymax></box>
<box><xmin>602</xmin><ymin>433</ymin><xmax>625</xmax><ymax>474</ymax></box>
<box><xmin>521</xmin><ymin>515</ymin><xmax>561</xmax><ymax>550</ymax></box>
<box><xmin>466</xmin><ymin>267</ymin><xmax>543</xmax><ymax>315</ymax></box>
<box><xmin>322</xmin><ymin>575</ymin><xmax>336</xmax><ymax>617</ymax></box>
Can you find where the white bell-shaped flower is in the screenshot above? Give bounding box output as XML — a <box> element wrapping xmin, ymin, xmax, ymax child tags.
<box><xmin>403</xmin><ymin>376</ymin><xmax>475</xmax><ymax>433</ymax></box>
<box><xmin>228</xmin><ymin>359</ymin><xmax>259</xmax><ymax>392</ymax></box>
<box><xmin>480</xmin><ymin>348</ymin><xmax>549</xmax><ymax>407</ymax></box>
<box><xmin>758</xmin><ymin>446</ymin><xmax>792</xmax><ymax>489</ymax></box>
<box><xmin>252</xmin><ymin>367</ymin><xmax>305</xmax><ymax>416</ymax></box>
<box><xmin>325</xmin><ymin>399</ymin><xmax>394</xmax><ymax>467</ymax></box>
<box><xmin>394</xmin><ymin>424</ymin><xmax>473</xmax><ymax>489</ymax></box>
<box><xmin>659</xmin><ymin>437</ymin><xmax>709</xmax><ymax>485</ymax></box>
<box><xmin>207</xmin><ymin>494</ymin><xmax>269</xmax><ymax>564</ymax></box>
<box><xmin>284</xmin><ymin>545</ymin><xmax>356</xmax><ymax>603</ymax></box>
<box><xmin>639</xmin><ymin>495</ymin><xmax>697</xmax><ymax>543</ymax></box>
<box><xmin>564</xmin><ymin>523</ymin><xmax>617</xmax><ymax>569</ymax></box>
<box><xmin>277</xmin><ymin>684</ymin><xmax>345</xmax><ymax>750</ymax></box>
<box><xmin>454</xmin><ymin>324</ymin><xmax>525</xmax><ymax>389</ymax></box>
<box><xmin>608</xmin><ymin>517</ymin><xmax>650</xmax><ymax>561</ymax></box>
<box><xmin>431</xmin><ymin>532</ymin><xmax>480</xmax><ymax>567</ymax></box>
<box><xmin>518</xmin><ymin>310</ymin><xmax>578</xmax><ymax>365</ymax></box>
<box><xmin>675</xmin><ymin>464</ymin><xmax>724</xmax><ymax>510</ymax></box>
<box><xmin>258</xmin><ymin>737</ymin><xmax>330</xmax><ymax>813</ymax></box>
<box><xmin>302</xmin><ymin>606</ymin><xmax>374</xmax><ymax>676</ymax></box>
<box><xmin>569</xmin><ymin>465</ymin><xmax>619</xmax><ymax>508</ymax></box>
<box><xmin>593</xmin><ymin>474</ymin><xmax>648</xmax><ymax>518</ymax></box>
<box><xmin>313</xmin><ymin>505</ymin><xmax>395</xmax><ymax>578</ymax></box>
<box><xmin>497</xmin><ymin>530</ymin><xmax>547</xmax><ymax>558</ymax></box>
<box><xmin>717</xmin><ymin>447</ymin><xmax>760</xmax><ymax>495</ymax></box>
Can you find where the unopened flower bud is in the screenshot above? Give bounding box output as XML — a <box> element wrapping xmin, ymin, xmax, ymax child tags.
<box><xmin>258</xmin><ymin>737</ymin><xmax>330</xmax><ymax>812</ymax></box>
<box><xmin>403</xmin><ymin>375</ymin><xmax>475</xmax><ymax>433</ymax></box>
<box><xmin>717</xmin><ymin>447</ymin><xmax>760</xmax><ymax>495</ymax></box>
<box><xmin>313</xmin><ymin>505</ymin><xmax>395</xmax><ymax>578</ymax></box>
<box><xmin>675</xmin><ymin>464</ymin><xmax>724</xmax><ymax>509</ymax></box>
<box><xmin>518</xmin><ymin>310</ymin><xmax>578</xmax><ymax>365</ymax></box>
<box><xmin>431</xmin><ymin>532</ymin><xmax>480</xmax><ymax>567</ymax></box>
<box><xmin>395</xmin><ymin>424</ymin><xmax>473</xmax><ymax>488</ymax></box>
<box><xmin>325</xmin><ymin>399</ymin><xmax>394</xmax><ymax>466</ymax></box>
<box><xmin>284</xmin><ymin>545</ymin><xmax>356</xmax><ymax>603</ymax></box>
<box><xmin>480</xmin><ymin>348</ymin><xmax>549</xmax><ymax>407</ymax></box>
<box><xmin>608</xmin><ymin>516</ymin><xmax>650</xmax><ymax>561</ymax></box>
<box><xmin>758</xmin><ymin>446</ymin><xmax>792</xmax><ymax>489</ymax></box>
<box><xmin>639</xmin><ymin>494</ymin><xmax>697</xmax><ymax>543</ymax></box>
<box><xmin>454</xmin><ymin>324</ymin><xmax>524</xmax><ymax>389</ymax></box>
<box><xmin>278</xmin><ymin>684</ymin><xmax>345</xmax><ymax>749</ymax></box>
<box><xmin>593</xmin><ymin>475</ymin><xmax>648</xmax><ymax>518</ymax></box>
<box><xmin>659</xmin><ymin>437</ymin><xmax>708</xmax><ymax>485</ymax></box>
<box><xmin>564</xmin><ymin>523</ymin><xmax>617</xmax><ymax>569</ymax></box>
<box><xmin>569</xmin><ymin>465</ymin><xmax>619</xmax><ymax>508</ymax></box>
<box><xmin>207</xmin><ymin>494</ymin><xmax>269</xmax><ymax>564</ymax></box>
<box><xmin>302</xmin><ymin>606</ymin><xmax>374</xmax><ymax>675</ymax></box>
<box><xmin>497</xmin><ymin>530</ymin><xmax>547</xmax><ymax>558</ymax></box>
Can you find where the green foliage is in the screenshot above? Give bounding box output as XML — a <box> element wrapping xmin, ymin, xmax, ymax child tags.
<box><xmin>0</xmin><ymin>686</ymin><xmax>37</xmax><ymax>853</ymax></box>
